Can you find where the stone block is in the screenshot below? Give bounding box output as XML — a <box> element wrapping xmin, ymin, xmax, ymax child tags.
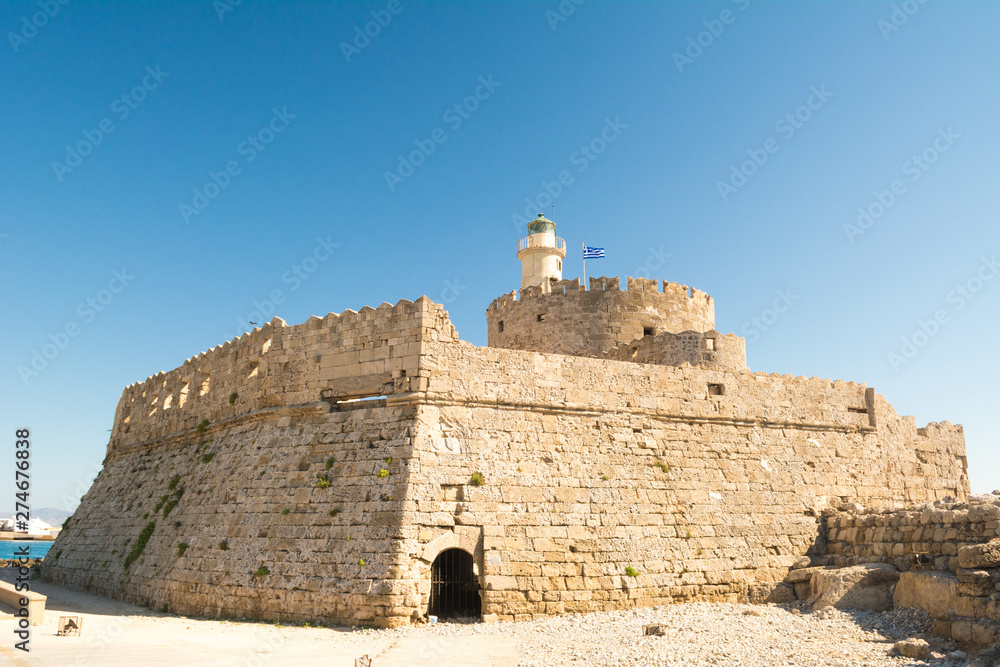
<box><xmin>959</xmin><ymin>542</ymin><xmax>1000</xmax><ymax>569</ymax></box>
<box><xmin>810</xmin><ymin>564</ymin><xmax>899</xmax><ymax>612</ymax></box>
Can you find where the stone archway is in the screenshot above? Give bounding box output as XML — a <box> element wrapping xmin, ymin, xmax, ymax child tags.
<box><xmin>428</xmin><ymin>548</ymin><xmax>482</xmax><ymax>619</ymax></box>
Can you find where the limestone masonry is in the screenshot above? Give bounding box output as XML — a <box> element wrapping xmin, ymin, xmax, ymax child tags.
<box><xmin>45</xmin><ymin>215</ymin><xmax>970</xmax><ymax>628</ymax></box>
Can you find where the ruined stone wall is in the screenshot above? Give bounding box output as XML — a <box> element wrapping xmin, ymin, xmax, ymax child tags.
<box><xmin>44</xmin><ymin>297</ymin><xmax>457</xmax><ymax>628</ymax></box>
<box><xmin>612</xmin><ymin>330</ymin><xmax>747</xmax><ymax>371</ymax></box>
<box><xmin>486</xmin><ymin>276</ymin><xmax>715</xmax><ymax>358</ymax></box>
<box><xmin>406</xmin><ymin>335</ymin><xmax>969</xmax><ymax>621</ymax></box>
<box><xmin>824</xmin><ymin>498</ymin><xmax>1000</xmax><ymax>646</ymax></box>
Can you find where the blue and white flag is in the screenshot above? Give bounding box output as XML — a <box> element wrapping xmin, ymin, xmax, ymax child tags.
<box><xmin>583</xmin><ymin>245</ymin><xmax>605</xmax><ymax>259</ymax></box>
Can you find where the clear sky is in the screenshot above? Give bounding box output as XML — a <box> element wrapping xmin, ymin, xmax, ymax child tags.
<box><xmin>2</xmin><ymin>0</ymin><xmax>998</xmax><ymax>512</ymax></box>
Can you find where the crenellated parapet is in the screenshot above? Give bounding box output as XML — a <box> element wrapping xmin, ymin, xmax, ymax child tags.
<box><xmin>108</xmin><ymin>296</ymin><xmax>457</xmax><ymax>456</ymax></box>
<box><xmin>486</xmin><ymin>275</ymin><xmax>715</xmax><ymax>359</ymax></box>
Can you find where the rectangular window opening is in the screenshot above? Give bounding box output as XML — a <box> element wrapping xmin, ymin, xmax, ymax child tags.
<box><xmin>705</xmin><ymin>337</ymin><xmax>715</xmax><ymax>351</ymax></box>
<box><xmin>708</xmin><ymin>383</ymin><xmax>724</xmax><ymax>396</ymax></box>
<box><xmin>497</xmin><ymin>320</ymin><xmax>504</xmax><ymax>333</ymax></box>
<box><xmin>643</xmin><ymin>327</ymin><xmax>655</xmax><ymax>337</ymax></box>
<box><xmin>537</xmin><ymin>313</ymin><xmax>546</xmax><ymax>322</ymax></box>
<box><xmin>847</xmin><ymin>407</ymin><xmax>868</xmax><ymax>414</ymax></box>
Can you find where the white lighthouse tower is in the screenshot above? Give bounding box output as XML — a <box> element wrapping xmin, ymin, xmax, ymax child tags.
<box><xmin>516</xmin><ymin>213</ymin><xmax>566</xmax><ymax>291</ymax></box>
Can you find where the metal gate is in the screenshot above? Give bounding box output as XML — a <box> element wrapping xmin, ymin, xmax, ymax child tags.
<box><xmin>428</xmin><ymin>548</ymin><xmax>481</xmax><ymax>620</ymax></box>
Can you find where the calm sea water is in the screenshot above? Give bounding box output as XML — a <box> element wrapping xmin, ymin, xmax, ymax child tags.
<box><xmin>0</xmin><ymin>541</ymin><xmax>53</xmax><ymax>559</ymax></box>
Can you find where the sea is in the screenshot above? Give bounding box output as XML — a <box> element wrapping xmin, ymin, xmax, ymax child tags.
<box><xmin>0</xmin><ymin>540</ymin><xmax>54</xmax><ymax>559</ymax></box>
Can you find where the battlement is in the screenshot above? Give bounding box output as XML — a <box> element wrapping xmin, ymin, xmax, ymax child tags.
<box><xmin>487</xmin><ymin>276</ymin><xmax>713</xmax><ymax>311</ymax></box>
<box><xmin>486</xmin><ymin>275</ymin><xmax>716</xmax><ymax>359</ymax></box>
<box><xmin>109</xmin><ymin>296</ymin><xmax>456</xmax><ymax>454</ymax></box>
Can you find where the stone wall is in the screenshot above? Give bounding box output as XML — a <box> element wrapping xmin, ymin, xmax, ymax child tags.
<box><xmin>44</xmin><ymin>297</ymin><xmax>457</xmax><ymax>627</ymax></box>
<box><xmin>824</xmin><ymin>497</ymin><xmax>1000</xmax><ymax>645</ymax></box>
<box><xmin>611</xmin><ymin>330</ymin><xmax>747</xmax><ymax>371</ymax></box>
<box><xmin>44</xmin><ymin>296</ymin><xmax>970</xmax><ymax>627</ymax></box>
<box><xmin>407</xmin><ymin>333</ymin><xmax>968</xmax><ymax>621</ymax></box>
<box><xmin>486</xmin><ymin>276</ymin><xmax>715</xmax><ymax>359</ymax></box>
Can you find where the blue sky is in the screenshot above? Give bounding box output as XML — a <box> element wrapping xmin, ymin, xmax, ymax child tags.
<box><xmin>2</xmin><ymin>0</ymin><xmax>998</xmax><ymax>511</ymax></box>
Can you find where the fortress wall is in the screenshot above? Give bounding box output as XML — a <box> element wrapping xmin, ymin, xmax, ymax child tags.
<box><xmin>613</xmin><ymin>330</ymin><xmax>747</xmax><ymax>371</ymax></box>
<box><xmin>407</xmin><ymin>337</ymin><xmax>969</xmax><ymax>620</ymax></box>
<box><xmin>109</xmin><ymin>297</ymin><xmax>456</xmax><ymax>455</ymax></box>
<box><xmin>486</xmin><ymin>276</ymin><xmax>715</xmax><ymax>358</ymax></box>
<box><xmin>44</xmin><ymin>296</ymin><xmax>461</xmax><ymax>628</ymax></box>
<box><xmin>45</xmin><ymin>404</ymin><xmax>421</xmax><ymax>627</ymax></box>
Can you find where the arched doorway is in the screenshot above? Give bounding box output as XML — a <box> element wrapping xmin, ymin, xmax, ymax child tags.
<box><xmin>429</xmin><ymin>548</ymin><xmax>481</xmax><ymax>620</ymax></box>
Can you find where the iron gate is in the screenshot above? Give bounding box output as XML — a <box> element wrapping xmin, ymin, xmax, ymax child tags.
<box><xmin>428</xmin><ymin>548</ymin><xmax>481</xmax><ymax>619</ymax></box>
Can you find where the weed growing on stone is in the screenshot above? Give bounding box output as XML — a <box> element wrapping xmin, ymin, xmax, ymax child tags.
<box><xmin>625</xmin><ymin>566</ymin><xmax>639</xmax><ymax>577</ymax></box>
<box><xmin>317</xmin><ymin>475</ymin><xmax>331</xmax><ymax>489</ymax></box>
<box><xmin>177</xmin><ymin>543</ymin><xmax>188</xmax><ymax>557</ymax></box>
<box><xmin>219</xmin><ymin>540</ymin><xmax>228</xmax><ymax>550</ymax></box>
<box><xmin>377</xmin><ymin>468</ymin><xmax>389</xmax><ymax>478</ymax></box>
<box><xmin>282</xmin><ymin>508</ymin><xmax>290</xmax><ymax>515</ymax></box>
<box><xmin>124</xmin><ymin>521</ymin><xmax>156</xmax><ymax>571</ymax></box>
<box><xmin>168</xmin><ymin>475</ymin><xmax>181</xmax><ymax>490</ymax></box>
<box><xmin>470</xmin><ymin>471</ymin><xmax>485</xmax><ymax>486</ymax></box>
<box><xmin>197</xmin><ymin>419</ymin><xmax>210</xmax><ymax>433</ymax></box>
<box><xmin>651</xmin><ymin>461</ymin><xmax>670</xmax><ymax>473</ymax></box>
<box><xmin>325</xmin><ymin>457</ymin><xmax>335</xmax><ymax>469</ymax></box>
<box><xmin>254</xmin><ymin>565</ymin><xmax>270</xmax><ymax>577</ymax></box>
<box><xmin>201</xmin><ymin>452</ymin><xmax>215</xmax><ymax>463</ymax></box>
<box><xmin>229</xmin><ymin>392</ymin><xmax>239</xmax><ymax>405</ymax></box>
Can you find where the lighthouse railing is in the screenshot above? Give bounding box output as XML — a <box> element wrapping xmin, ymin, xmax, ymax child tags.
<box><xmin>517</xmin><ymin>235</ymin><xmax>566</xmax><ymax>253</ymax></box>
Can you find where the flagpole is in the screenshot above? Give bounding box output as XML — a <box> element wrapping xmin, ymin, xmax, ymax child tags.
<box><xmin>582</xmin><ymin>242</ymin><xmax>586</xmax><ymax>287</ymax></box>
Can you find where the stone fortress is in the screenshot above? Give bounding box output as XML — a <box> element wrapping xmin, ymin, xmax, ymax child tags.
<box><xmin>45</xmin><ymin>213</ymin><xmax>978</xmax><ymax>633</ymax></box>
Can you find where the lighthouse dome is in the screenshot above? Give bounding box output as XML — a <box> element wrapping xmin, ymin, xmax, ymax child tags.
<box><xmin>527</xmin><ymin>213</ymin><xmax>556</xmax><ymax>235</ymax></box>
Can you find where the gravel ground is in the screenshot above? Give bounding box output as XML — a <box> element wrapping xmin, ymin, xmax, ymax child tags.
<box><xmin>355</xmin><ymin>601</ymin><xmax>978</xmax><ymax>667</ymax></box>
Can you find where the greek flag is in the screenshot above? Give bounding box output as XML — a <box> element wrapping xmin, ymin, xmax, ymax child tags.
<box><xmin>583</xmin><ymin>246</ymin><xmax>605</xmax><ymax>259</ymax></box>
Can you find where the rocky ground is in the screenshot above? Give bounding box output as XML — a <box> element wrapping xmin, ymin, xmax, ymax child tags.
<box><xmin>356</xmin><ymin>601</ymin><xmax>991</xmax><ymax>666</ymax></box>
<box><xmin>3</xmin><ymin>564</ymin><xmax>998</xmax><ymax>666</ymax></box>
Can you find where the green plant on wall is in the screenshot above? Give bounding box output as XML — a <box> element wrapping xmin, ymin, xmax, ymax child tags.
<box><xmin>197</xmin><ymin>419</ymin><xmax>210</xmax><ymax>433</ymax></box>
<box><xmin>650</xmin><ymin>461</ymin><xmax>670</xmax><ymax>473</ymax></box>
<box><xmin>177</xmin><ymin>543</ymin><xmax>188</xmax><ymax>557</ymax></box>
<box><xmin>124</xmin><ymin>521</ymin><xmax>156</xmax><ymax>571</ymax></box>
<box><xmin>219</xmin><ymin>540</ymin><xmax>228</xmax><ymax>550</ymax></box>
<box><xmin>376</xmin><ymin>469</ymin><xmax>389</xmax><ymax>478</ymax></box>
<box><xmin>469</xmin><ymin>471</ymin><xmax>485</xmax><ymax>486</ymax></box>
<box><xmin>229</xmin><ymin>391</ymin><xmax>239</xmax><ymax>405</ymax></box>
<box><xmin>253</xmin><ymin>565</ymin><xmax>270</xmax><ymax>577</ymax></box>
<box><xmin>168</xmin><ymin>475</ymin><xmax>181</xmax><ymax>491</ymax></box>
<box><xmin>625</xmin><ymin>566</ymin><xmax>640</xmax><ymax>577</ymax></box>
<box><xmin>317</xmin><ymin>475</ymin><xmax>331</xmax><ymax>489</ymax></box>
